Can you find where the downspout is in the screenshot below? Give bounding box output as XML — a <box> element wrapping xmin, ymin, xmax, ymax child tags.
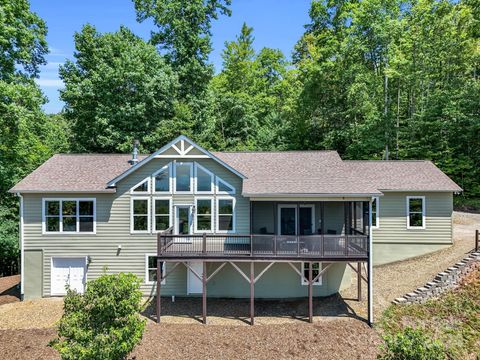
<box><xmin>368</xmin><ymin>198</ymin><xmax>374</xmax><ymax>325</ymax></box>
<box><xmin>17</xmin><ymin>193</ymin><xmax>24</xmax><ymax>300</ymax></box>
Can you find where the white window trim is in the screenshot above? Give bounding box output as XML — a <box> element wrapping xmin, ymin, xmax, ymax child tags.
<box><xmin>130</xmin><ymin>197</ymin><xmax>151</xmax><ymax>234</ymax></box>
<box><xmin>406</xmin><ymin>195</ymin><xmax>426</xmax><ymax>229</ymax></box>
<box><xmin>215</xmin><ymin>176</ymin><xmax>236</xmax><ymax>195</ymax></box>
<box><xmin>301</xmin><ymin>262</ymin><xmax>323</xmax><ymax>286</ymax></box>
<box><xmin>194</xmin><ymin>197</ymin><xmax>214</xmax><ymax>233</ymax></box>
<box><xmin>173</xmin><ymin>162</ymin><xmax>194</xmax><ymax>194</ymax></box>
<box><xmin>152</xmin><ymin>163</ymin><xmax>172</xmax><ymax>194</ymax></box>
<box><xmin>216</xmin><ymin>196</ymin><xmax>236</xmax><ymax>233</ymax></box>
<box><xmin>277</xmin><ymin>204</ymin><xmax>297</xmax><ymax>235</ymax></box>
<box><xmin>152</xmin><ymin>197</ymin><xmax>172</xmax><ymax>233</ymax></box>
<box><xmin>130</xmin><ymin>177</ymin><xmax>151</xmax><ymax>194</ymax></box>
<box><xmin>145</xmin><ymin>254</ymin><xmax>166</xmax><ymax>285</ymax></box>
<box><xmin>42</xmin><ymin>198</ymin><xmax>96</xmax><ymax>235</ymax></box>
<box><xmin>372</xmin><ymin>197</ymin><xmax>380</xmax><ymax>229</ymax></box>
<box><xmin>194</xmin><ymin>162</ymin><xmax>214</xmax><ymax>194</ymax></box>
<box><xmin>50</xmin><ymin>256</ymin><xmax>88</xmax><ymax>296</ymax></box>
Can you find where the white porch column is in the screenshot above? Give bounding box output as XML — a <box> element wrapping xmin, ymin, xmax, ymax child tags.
<box><xmin>368</xmin><ymin>199</ymin><xmax>374</xmax><ymax>325</ymax></box>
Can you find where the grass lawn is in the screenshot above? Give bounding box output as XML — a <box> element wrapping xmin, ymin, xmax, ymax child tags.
<box><xmin>378</xmin><ymin>266</ymin><xmax>480</xmax><ymax>359</ymax></box>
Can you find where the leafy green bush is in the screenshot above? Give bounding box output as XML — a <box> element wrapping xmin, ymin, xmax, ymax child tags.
<box><xmin>378</xmin><ymin>327</ymin><xmax>448</xmax><ymax>360</ymax></box>
<box><xmin>50</xmin><ymin>273</ymin><xmax>146</xmax><ymax>360</ymax></box>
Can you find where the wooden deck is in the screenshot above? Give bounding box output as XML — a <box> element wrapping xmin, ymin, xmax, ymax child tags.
<box><xmin>157</xmin><ymin>234</ymin><xmax>369</xmax><ymax>261</ymax></box>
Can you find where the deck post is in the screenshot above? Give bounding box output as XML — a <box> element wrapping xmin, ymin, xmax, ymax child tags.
<box><xmin>368</xmin><ymin>200</ymin><xmax>374</xmax><ymax>326</ymax></box>
<box><xmin>308</xmin><ymin>261</ymin><xmax>313</xmax><ymax>323</ymax></box>
<box><xmin>357</xmin><ymin>262</ymin><xmax>362</xmax><ymax>302</ymax></box>
<box><xmin>202</xmin><ymin>261</ymin><xmax>207</xmax><ymax>324</ymax></box>
<box><xmin>250</xmin><ymin>262</ymin><xmax>254</xmax><ymax>325</ymax></box>
<box><xmin>156</xmin><ymin>258</ymin><xmax>161</xmax><ymax>323</ymax></box>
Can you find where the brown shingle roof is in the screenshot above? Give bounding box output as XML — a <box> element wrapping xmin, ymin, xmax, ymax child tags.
<box><xmin>9</xmin><ymin>151</ymin><xmax>461</xmax><ymax>195</ymax></box>
<box><xmin>213</xmin><ymin>151</ymin><xmax>381</xmax><ymax>196</ymax></box>
<box><xmin>344</xmin><ymin>160</ymin><xmax>462</xmax><ymax>192</ymax></box>
<box><xmin>9</xmin><ymin>154</ymin><xmax>147</xmax><ymax>193</ymax></box>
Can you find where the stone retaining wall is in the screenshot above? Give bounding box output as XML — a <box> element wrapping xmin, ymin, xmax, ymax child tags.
<box><xmin>393</xmin><ymin>252</ymin><xmax>480</xmax><ymax>305</ymax></box>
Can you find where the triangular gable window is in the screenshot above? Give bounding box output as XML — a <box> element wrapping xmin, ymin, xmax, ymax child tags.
<box><xmin>131</xmin><ymin>178</ymin><xmax>150</xmax><ymax>193</ymax></box>
<box><xmin>195</xmin><ymin>163</ymin><xmax>213</xmax><ymax>193</ymax></box>
<box><xmin>216</xmin><ymin>177</ymin><xmax>235</xmax><ymax>195</ymax></box>
<box><xmin>153</xmin><ymin>164</ymin><xmax>171</xmax><ymax>193</ymax></box>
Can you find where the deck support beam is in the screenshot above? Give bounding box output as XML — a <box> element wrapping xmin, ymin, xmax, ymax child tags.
<box><xmin>250</xmin><ymin>262</ymin><xmax>254</xmax><ymax>325</ymax></box>
<box><xmin>202</xmin><ymin>261</ymin><xmax>207</xmax><ymax>324</ymax></box>
<box><xmin>357</xmin><ymin>262</ymin><xmax>362</xmax><ymax>301</ymax></box>
<box><xmin>156</xmin><ymin>258</ymin><xmax>162</xmax><ymax>323</ymax></box>
<box><xmin>368</xmin><ymin>200</ymin><xmax>374</xmax><ymax>326</ymax></box>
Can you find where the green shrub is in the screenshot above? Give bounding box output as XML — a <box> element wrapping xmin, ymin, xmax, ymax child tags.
<box><xmin>50</xmin><ymin>273</ymin><xmax>146</xmax><ymax>360</ymax></box>
<box><xmin>378</xmin><ymin>327</ymin><xmax>448</xmax><ymax>360</ymax></box>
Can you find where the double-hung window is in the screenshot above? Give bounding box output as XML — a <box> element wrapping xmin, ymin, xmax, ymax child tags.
<box><xmin>154</xmin><ymin>198</ymin><xmax>171</xmax><ymax>231</ymax></box>
<box><xmin>217</xmin><ymin>198</ymin><xmax>235</xmax><ymax>232</ymax></box>
<box><xmin>195</xmin><ymin>198</ymin><xmax>213</xmax><ymax>232</ymax></box>
<box><xmin>145</xmin><ymin>255</ymin><xmax>165</xmax><ymax>284</ymax></box>
<box><xmin>131</xmin><ymin>197</ymin><xmax>150</xmax><ymax>233</ymax></box>
<box><xmin>43</xmin><ymin>199</ymin><xmax>95</xmax><ymax>234</ymax></box>
<box><xmin>301</xmin><ymin>262</ymin><xmax>322</xmax><ymax>285</ymax></box>
<box><xmin>407</xmin><ymin>196</ymin><xmax>425</xmax><ymax>229</ymax></box>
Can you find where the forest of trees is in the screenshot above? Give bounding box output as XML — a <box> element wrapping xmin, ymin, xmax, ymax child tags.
<box><xmin>0</xmin><ymin>0</ymin><xmax>478</xmax><ymax>275</ymax></box>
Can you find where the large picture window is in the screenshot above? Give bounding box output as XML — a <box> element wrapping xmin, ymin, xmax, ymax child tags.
<box><xmin>175</xmin><ymin>162</ymin><xmax>193</xmax><ymax>193</ymax></box>
<box><xmin>43</xmin><ymin>199</ymin><xmax>95</xmax><ymax>234</ymax></box>
<box><xmin>407</xmin><ymin>196</ymin><xmax>425</xmax><ymax>229</ymax></box>
<box><xmin>154</xmin><ymin>165</ymin><xmax>170</xmax><ymax>193</ymax></box>
<box><xmin>195</xmin><ymin>163</ymin><xmax>213</xmax><ymax>193</ymax></box>
<box><xmin>195</xmin><ymin>198</ymin><xmax>212</xmax><ymax>232</ymax></box>
<box><xmin>131</xmin><ymin>198</ymin><xmax>150</xmax><ymax>233</ymax></box>
<box><xmin>301</xmin><ymin>262</ymin><xmax>322</xmax><ymax>285</ymax></box>
<box><xmin>217</xmin><ymin>198</ymin><xmax>235</xmax><ymax>232</ymax></box>
<box><xmin>154</xmin><ymin>198</ymin><xmax>171</xmax><ymax>231</ymax></box>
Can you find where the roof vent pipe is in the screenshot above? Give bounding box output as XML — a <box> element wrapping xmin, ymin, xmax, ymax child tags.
<box><xmin>129</xmin><ymin>139</ymin><xmax>140</xmax><ymax>165</ymax></box>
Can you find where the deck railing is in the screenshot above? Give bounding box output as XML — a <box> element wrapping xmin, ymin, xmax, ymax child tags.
<box><xmin>157</xmin><ymin>233</ymin><xmax>369</xmax><ymax>259</ymax></box>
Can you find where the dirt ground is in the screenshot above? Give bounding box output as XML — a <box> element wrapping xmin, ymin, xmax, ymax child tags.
<box><xmin>0</xmin><ymin>211</ymin><xmax>477</xmax><ymax>359</ymax></box>
<box><xmin>0</xmin><ymin>275</ymin><xmax>20</xmax><ymax>306</ymax></box>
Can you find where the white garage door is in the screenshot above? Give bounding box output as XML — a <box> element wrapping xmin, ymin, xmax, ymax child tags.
<box><xmin>51</xmin><ymin>257</ymin><xmax>86</xmax><ymax>295</ymax></box>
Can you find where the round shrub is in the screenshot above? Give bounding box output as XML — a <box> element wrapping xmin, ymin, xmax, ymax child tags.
<box><xmin>50</xmin><ymin>273</ymin><xmax>146</xmax><ymax>360</ymax></box>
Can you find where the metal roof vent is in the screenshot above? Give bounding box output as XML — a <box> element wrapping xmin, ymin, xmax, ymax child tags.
<box><xmin>128</xmin><ymin>139</ymin><xmax>140</xmax><ymax>165</ymax></box>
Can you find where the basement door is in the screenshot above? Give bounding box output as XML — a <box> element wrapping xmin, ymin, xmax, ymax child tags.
<box><xmin>51</xmin><ymin>257</ymin><xmax>86</xmax><ymax>296</ymax></box>
<box><xmin>187</xmin><ymin>262</ymin><xmax>203</xmax><ymax>294</ymax></box>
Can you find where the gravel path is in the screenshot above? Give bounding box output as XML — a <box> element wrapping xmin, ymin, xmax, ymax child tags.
<box><xmin>341</xmin><ymin>211</ymin><xmax>480</xmax><ymax>318</ymax></box>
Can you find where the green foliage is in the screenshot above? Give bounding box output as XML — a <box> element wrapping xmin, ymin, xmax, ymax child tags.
<box><xmin>133</xmin><ymin>0</ymin><xmax>231</xmax><ymax>100</ymax></box>
<box><xmin>378</xmin><ymin>327</ymin><xmax>448</xmax><ymax>360</ymax></box>
<box><xmin>0</xmin><ymin>0</ymin><xmax>48</xmax><ymax>80</ymax></box>
<box><xmin>59</xmin><ymin>25</ymin><xmax>178</xmax><ymax>153</ymax></box>
<box><xmin>380</xmin><ymin>269</ymin><xmax>480</xmax><ymax>358</ymax></box>
<box><xmin>50</xmin><ymin>273</ymin><xmax>146</xmax><ymax>360</ymax></box>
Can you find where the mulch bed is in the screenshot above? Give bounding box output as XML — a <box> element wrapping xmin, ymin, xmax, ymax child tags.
<box><xmin>131</xmin><ymin>319</ymin><xmax>380</xmax><ymax>359</ymax></box>
<box><xmin>0</xmin><ymin>320</ymin><xmax>379</xmax><ymax>360</ymax></box>
<box><xmin>0</xmin><ymin>275</ymin><xmax>20</xmax><ymax>306</ymax></box>
<box><xmin>0</xmin><ymin>328</ymin><xmax>58</xmax><ymax>360</ymax></box>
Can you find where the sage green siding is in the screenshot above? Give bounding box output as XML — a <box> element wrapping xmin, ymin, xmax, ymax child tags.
<box><xmin>23</xmin><ymin>250</ymin><xmax>43</xmax><ymax>299</ymax></box>
<box><xmin>22</xmin><ymin>157</ymin><xmax>248</xmax><ymax>298</ymax></box>
<box><xmin>373</xmin><ymin>192</ymin><xmax>453</xmax><ymax>265</ymax></box>
<box><xmin>21</xmin><ymin>155</ymin><xmax>455</xmax><ymax>298</ymax></box>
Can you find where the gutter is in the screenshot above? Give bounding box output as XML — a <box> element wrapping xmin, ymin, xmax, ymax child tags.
<box><xmin>16</xmin><ymin>193</ymin><xmax>24</xmax><ymax>300</ymax></box>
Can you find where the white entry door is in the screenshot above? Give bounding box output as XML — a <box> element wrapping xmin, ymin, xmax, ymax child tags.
<box><xmin>51</xmin><ymin>257</ymin><xmax>86</xmax><ymax>295</ymax></box>
<box><xmin>187</xmin><ymin>261</ymin><xmax>203</xmax><ymax>294</ymax></box>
